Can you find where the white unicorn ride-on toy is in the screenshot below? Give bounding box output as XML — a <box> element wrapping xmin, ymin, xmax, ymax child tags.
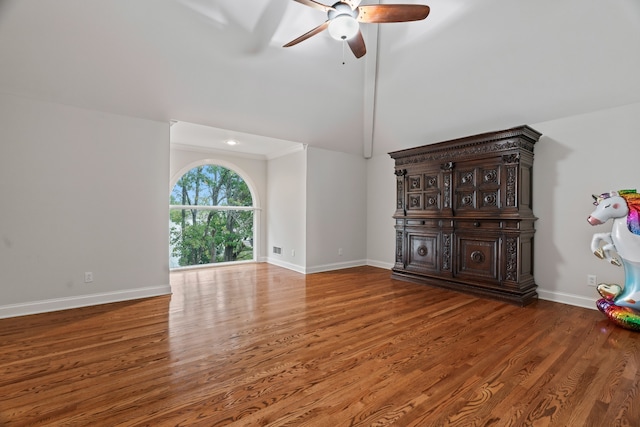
<box><xmin>587</xmin><ymin>189</ymin><xmax>640</xmax><ymax>331</ymax></box>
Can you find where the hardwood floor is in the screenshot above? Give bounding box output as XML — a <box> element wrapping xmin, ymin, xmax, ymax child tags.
<box><xmin>1</xmin><ymin>264</ymin><xmax>638</xmax><ymax>426</ymax></box>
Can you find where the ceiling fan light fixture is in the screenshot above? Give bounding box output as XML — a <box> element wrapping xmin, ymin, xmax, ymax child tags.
<box><xmin>284</xmin><ymin>1</ymin><xmax>430</xmax><ymax>59</ymax></box>
<box><xmin>328</xmin><ymin>15</ymin><xmax>359</xmax><ymax>41</ymax></box>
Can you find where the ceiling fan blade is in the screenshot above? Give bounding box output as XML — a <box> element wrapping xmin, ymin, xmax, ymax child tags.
<box><xmin>283</xmin><ymin>20</ymin><xmax>330</xmax><ymax>47</ymax></box>
<box><xmin>291</xmin><ymin>0</ymin><xmax>334</xmax><ymax>13</ymax></box>
<box><xmin>356</xmin><ymin>4</ymin><xmax>430</xmax><ymax>23</ymax></box>
<box><xmin>342</xmin><ymin>0</ymin><xmax>362</xmax><ymax>10</ymax></box>
<box><xmin>347</xmin><ymin>30</ymin><xmax>366</xmax><ymax>58</ymax></box>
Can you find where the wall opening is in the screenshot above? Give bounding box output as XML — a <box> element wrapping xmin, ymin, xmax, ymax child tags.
<box><xmin>169</xmin><ymin>163</ymin><xmax>257</xmax><ymax>269</ymax></box>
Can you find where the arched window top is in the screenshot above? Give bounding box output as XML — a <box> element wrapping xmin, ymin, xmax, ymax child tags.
<box><xmin>170</xmin><ymin>164</ymin><xmax>252</xmax><ymax>207</ymax></box>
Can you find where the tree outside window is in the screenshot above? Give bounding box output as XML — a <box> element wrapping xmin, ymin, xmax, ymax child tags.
<box><xmin>169</xmin><ymin>165</ymin><xmax>254</xmax><ymax>268</ymax></box>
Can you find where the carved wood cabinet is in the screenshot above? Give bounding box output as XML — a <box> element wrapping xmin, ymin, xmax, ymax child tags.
<box><xmin>389</xmin><ymin>125</ymin><xmax>542</xmax><ymax>306</ymax></box>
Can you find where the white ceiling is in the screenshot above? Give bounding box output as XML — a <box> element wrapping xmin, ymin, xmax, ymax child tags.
<box><xmin>1</xmin><ymin>0</ymin><xmax>640</xmax><ymax>158</ymax></box>
<box><xmin>170</xmin><ymin>120</ymin><xmax>304</xmax><ymax>158</ymax></box>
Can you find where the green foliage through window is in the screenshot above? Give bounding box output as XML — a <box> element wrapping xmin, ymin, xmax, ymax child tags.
<box><xmin>169</xmin><ymin>165</ymin><xmax>254</xmax><ymax>268</ymax></box>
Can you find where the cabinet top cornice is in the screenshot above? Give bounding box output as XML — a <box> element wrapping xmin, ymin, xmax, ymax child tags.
<box><xmin>389</xmin><ymin>125</ymin><xmax>542</xmax><ymax>164</ymax></box>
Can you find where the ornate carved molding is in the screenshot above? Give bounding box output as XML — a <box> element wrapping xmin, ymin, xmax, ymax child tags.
<box><xmin>502</xmin><ymin>153</ymin><xmax>520</xmax><ymax>164</ymax></box>
<box><xmin>460</xmin><ymin>171</ymin><xmax>474</xmax><ymax>185</ymax></box>
<box><xmin>506</xmin><ymin>237</ymin><xmax>517</xmax><ymax>281</ymax></box>
<box><xmin>442</xmin><ymin>233</ymin><xmax>451</xmax><ymax>271</ymax></box>
<box><xmin>417</xmin><ymin>245</ymin><xmax>428</xmax><ymax>257</ymax></box>
<box><xmin>483</xmin><ymin>168</ymin><xmax>498</xmax><ymax>183</ymax></box>
<box><xmin>409</xmin><ymin>195</ymin><xmax>421</xmax><ymax>209</ymax></box>
<box><xmin>506</xmin><ymin>166</ymin><xmax>517</xmax><ymax>207</ymax></box>
<box><xmin>470</xmin><ymin>250</ymin><xmax>485</xmax><ymax>264</ymax></box>
<box><xmin>409</xmin><ymin>176</ymin><xmax>421</xmax><ymax>190</ymax></box>
<box><xmin>426</xmin><ymin>196</ymin><xmax>438</xmax><ymax>208</ymax></box>
<box><xmin>441</xmin><ymin>161</ymin><xmax>454</xmax><ymax>171</ymax></box>
<box><xmin>460</xmin><ymin>193</ymin><xmax>474</xmax><ymax>207</ymax></box>
<box><xmin>393</xmin><ymin>140</ymin><xmax>534</xmax><ymax>166</ymax></box>
<box><xmin>482</xmin><ymin>191</ymin><xmax>498</xmax><ymax>207</ymax></box>
<box><xmin>390</xmin><ymin>125</ymin><xmax>540</xmax><ymax>166</ymax></box>
<box><xmin>443</xmin><ymin>174</ymin><xmax>451</xmax><ymax>209</ymax></box>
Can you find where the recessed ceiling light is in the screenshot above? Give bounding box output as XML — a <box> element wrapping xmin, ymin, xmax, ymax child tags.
<box><xmin>226</xmin><ymin>140</ymin><xmax>238</xmax><ymax>146</ymax></box>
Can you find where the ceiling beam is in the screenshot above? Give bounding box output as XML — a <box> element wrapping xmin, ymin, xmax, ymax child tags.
<box><xmin>362</xmin><ymin>5</ymin><xmax>380</xmax><ymax>159</ymax></box>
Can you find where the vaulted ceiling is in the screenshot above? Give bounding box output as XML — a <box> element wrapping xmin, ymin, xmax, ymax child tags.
<box><xmin>1</xmin><ymin>0</ymin><xmax>639</xmax><ymax>158</ymax></box>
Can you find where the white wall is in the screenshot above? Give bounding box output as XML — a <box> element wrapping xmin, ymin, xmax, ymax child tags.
<box><xmin>5</xmin><ymin>93</ymin><xmax>637</xmax><ymax>318</ymax></box>
<box><xmin>169</xmin><ymin>146</ymin><xmax>269</xmax><ymax>263</ymax></box>
<box><xmin>533</xmin><ymin>102</ymin><xmax>640</xmax><ymax>308</ymax></box>
<box><xmin>266</xmin><ymin>148</ymin><xmax>307</xmax><ymax>272</ymax></box>
<box><xmin>365</xmin><ymin>153</ymin><xmax>396</xmax><ymax>269</ymax></box>
<box><xmin>365</xmin><ymin>101</ymin><xmax>640</xmax><ymax>310</ymax></box>
<box><xmin>0</xmin><ymin>93</ymin><xmax>170</xmax><ymax>318</ymax></box>
<box><xmin>205</xmin><ymin>144</ymin><xmax>371</xmax><ymax>275</ymax></box>
<box><xmin>306</xmin><ymin>147</ymin><xmax>367</xmax><ymax>272</ymax></box>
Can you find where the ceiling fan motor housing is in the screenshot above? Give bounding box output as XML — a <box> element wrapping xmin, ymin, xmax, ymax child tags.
<box><xmin>328</xmin><ymin>2</ymin><xmax>358</xmax><ymax>20</ymax></box>
<box><xmin>328</xmin><ymin>2</ymin><xmax>359</xmax><ymax>40</ymax></box>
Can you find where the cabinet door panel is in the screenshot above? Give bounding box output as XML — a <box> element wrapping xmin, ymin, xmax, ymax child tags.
<box><xmin>455</xmin><ymin>233</ymin><xmax>500</xmax><ymax>282</ymax></box>
<box><xmin>406</xmin><ymin>232</ymin><xmax>439</xmax><ymax>274</ymax></box>
<box><xmin>454</xmin><ymin>161</ymin><xmax>502</xmax><ymax>214</ymax></box>
<box><xmin>405</xmin><ymin>168</ymin><xmax>444</xmax><ymax>213</ymax></box>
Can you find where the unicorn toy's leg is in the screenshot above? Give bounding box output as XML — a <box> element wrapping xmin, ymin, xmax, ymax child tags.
<box><xmin>591</xmin><ymin>232</ymin><xmax>622</xmax><ymax>266</ymax></box>
<box><xmin>602</xmin><ymin>243</ymin><xmax>622</xmax><ymax>266</ymax></box>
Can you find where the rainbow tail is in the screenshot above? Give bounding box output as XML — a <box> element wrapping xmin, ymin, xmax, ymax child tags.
<box><xmin>597</xmin><ymin>298</ymin><xmax>640</xmax><ymax>331</ymax></box>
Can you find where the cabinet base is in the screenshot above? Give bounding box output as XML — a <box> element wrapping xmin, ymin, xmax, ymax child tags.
<box><xmin>391</xmin><ymin>270</ymin><xmax>538</xmax><ymax>307</ymax></box>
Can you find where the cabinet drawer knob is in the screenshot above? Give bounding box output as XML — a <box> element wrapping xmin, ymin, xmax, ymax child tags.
<box><xmin>470</xmin><ymin>250</ymin><xmax>485</xmax><ymax>263</ymax></box>
<box><xmin>473</xmin><ymin>221</ymin><xmax>480</xmax><ymax>227</ymax></box>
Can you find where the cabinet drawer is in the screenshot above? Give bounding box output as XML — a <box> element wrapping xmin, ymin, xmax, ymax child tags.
<box><xmin>405</xmin><ymin>219</ymin><xmax>442</xmax><ymax>227</ymax></box>
<box><xmin>455</xmin><ymin>233</ymin><xmax>500</xmax><ymax>282</ymax></box>
<box><xmin>455</xmin><ymin>220</ymin><xmax>502</xmax><ymax>230</ymax></box>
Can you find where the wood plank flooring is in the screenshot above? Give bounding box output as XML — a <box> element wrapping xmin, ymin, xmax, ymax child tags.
<box><xmin>1</xmin><ymin>264</ymin><xmax>639</xmax><ymax>426</ymax></box>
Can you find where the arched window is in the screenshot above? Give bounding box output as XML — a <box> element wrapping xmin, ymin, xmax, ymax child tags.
<box><xmin>169</xmin><ymin>164</ymin><xmax>255</xmax><ymax>269</ymax></box>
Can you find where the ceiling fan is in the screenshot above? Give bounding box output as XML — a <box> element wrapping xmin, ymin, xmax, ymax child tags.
<box><xmin>283</xmin><ymin>0</ymin><xmax>430</xmax><ymax>59</ymax></box>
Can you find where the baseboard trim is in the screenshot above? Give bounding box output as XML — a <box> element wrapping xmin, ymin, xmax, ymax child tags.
<box><xmin>0</xmin><ymin>285</ymin><xmax>172</xmax><ymax>319</ymax></box>
<box><xmin>265</xmin><ymin>257</ymin><xmax>306</xmax><ymax>274</ymax></box>
<box><xmin>366</xmin><ymin>259</ymin><xmax>393</xmax><ymax>270</ymax></box>
<box><xmin>305</xmin><ymin>260</ymin><xmax>367</xmax><ymax>274</ymax></box>
<box><xmin>537</xmin><ymin>288</ymin><xmax>598</xmax><ymax>310</ymax></box>
<box><xmin>265</xmin><ymin>259</ymin><xmax>392</xmax><ymax>274</ymax></box>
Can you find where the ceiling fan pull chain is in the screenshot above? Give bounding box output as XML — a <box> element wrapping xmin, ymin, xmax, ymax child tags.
<box><xmin>342</xmin><ymin>39</ymin><xmax>346</xmax><ymax>65</ymax></box>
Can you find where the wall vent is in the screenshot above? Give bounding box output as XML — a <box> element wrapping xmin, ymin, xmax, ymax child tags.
<box><xmin>273</xmin><ymin>246</ymin><xmax>282</xmax><ymax>255</ymax></box>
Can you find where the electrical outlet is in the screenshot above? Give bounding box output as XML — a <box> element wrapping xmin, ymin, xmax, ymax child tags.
<box><xmin>338</xmin><ymin>248</ymin><xmax>343</xmax><ymax>256</ymax></box>
<box><xmin>84</xmin><ymin>272</ymin><xmax>94</xmax><ymax>283</ymax></box>
<box><xmin>291</xmin><ymin>249</ymin><xmax>295</xmax><ymax>257</ymax></box>
<box><xmin>587</xmin><ymin>274</ymin><xmax>597</xmax><ymax>287</ymax></box>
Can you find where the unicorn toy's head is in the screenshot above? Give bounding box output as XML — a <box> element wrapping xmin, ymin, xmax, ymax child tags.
<box><xmin>588</xmin><ymin>191</ymin><xmax>629</xmax><ymax>226</ymax></box>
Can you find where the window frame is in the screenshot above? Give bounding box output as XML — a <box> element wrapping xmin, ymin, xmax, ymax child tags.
<box><xmin>169</xmin><ymin>160</ymin><xmax>261</xmax><ymax>270</ymax></box>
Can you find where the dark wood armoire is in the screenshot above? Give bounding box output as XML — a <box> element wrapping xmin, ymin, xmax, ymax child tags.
<box><xmin>389</xmin><ymin>125</ymin><xmax>542</xmax><ymax>306</ymax></box>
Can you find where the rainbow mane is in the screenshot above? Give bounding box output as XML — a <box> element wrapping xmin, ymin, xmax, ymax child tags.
<box><xmin>620</xmin><ymin>189</ymin><xmax>640</xmax><ymax>236</ymax></box>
